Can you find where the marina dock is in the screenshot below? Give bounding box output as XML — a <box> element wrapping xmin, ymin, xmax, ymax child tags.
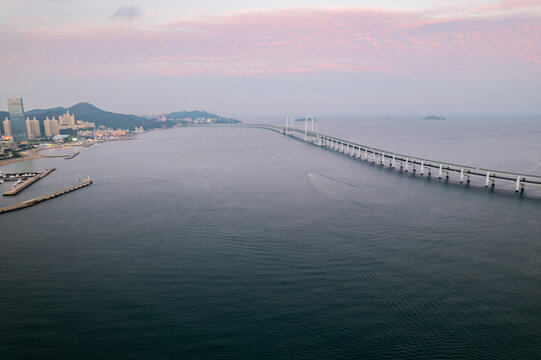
<box><xmin>0</xmin><ymin>178</ymin><xmax>93</xmax><ymax>214</ymax></box>
<box><xmin>3</xmin><ymin>168</ymin><xmax>56</xmax><ymax>196</ymax></box>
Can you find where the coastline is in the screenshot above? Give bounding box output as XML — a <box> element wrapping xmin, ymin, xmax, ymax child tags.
<box><xmin>0</xmin><ymin>151</ymin><xmax>46</xmax><ymax>169</ymax></box>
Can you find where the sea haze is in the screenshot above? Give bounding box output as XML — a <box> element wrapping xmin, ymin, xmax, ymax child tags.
<box><xmin>1</xmin><ymin>117</ymin><xmax>541</xmax><ymax>359</ymax></box>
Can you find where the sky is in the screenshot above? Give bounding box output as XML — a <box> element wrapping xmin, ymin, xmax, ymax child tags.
<box><xmin>0</xmin><ymin>0</ymin><xmax>540</xmax><ymax>117</ymax></box>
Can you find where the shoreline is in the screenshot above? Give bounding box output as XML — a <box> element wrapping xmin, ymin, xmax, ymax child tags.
<box><xmin>0</xmin><ymin>152</ymin><xmax>46</xmax><ymax>169</ymax></box>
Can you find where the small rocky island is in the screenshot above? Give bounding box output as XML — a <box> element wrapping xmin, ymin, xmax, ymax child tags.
<box><xmin>423</xmin><ymin>115</ymin><xmax>446</xmax><ymax>120</ymax></box>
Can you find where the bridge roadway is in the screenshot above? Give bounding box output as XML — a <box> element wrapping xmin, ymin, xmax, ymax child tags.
<box><xmin>188</xmin><ymin>123</ymin><xmax>541</xmax><ymax>193</ymax></box>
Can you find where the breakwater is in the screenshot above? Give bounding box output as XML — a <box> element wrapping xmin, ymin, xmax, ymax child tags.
<box><xmin>3</xmin><ymin>168</ymin><xmax>56</xmax><ymax>196</ymax></box>
<box><xmin>0</xmin><ymin>178</ymin><xmax>93</xmax><ymax>214</ymax></box>
<box><xmin>65</xmin><ymin>151</ymin><xmax>80</xmax><ymax>159</ymax></box>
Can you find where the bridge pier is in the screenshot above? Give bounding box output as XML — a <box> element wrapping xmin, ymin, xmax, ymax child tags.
<box><xmin>285</xmin><ymin>115</ymin><xmax>293</xmax><ymax>135</ymax></box>
<box><xmin>485</xmin><ymin>171</ymin><xmax>490</xmax><ymax>188</ymax></box>
<box><xmin>381</xmin><ymin>153</ymin><xmax>385</xmax><ymax>165</ymax></box>
<box><xmin>364</xmin><ymin>149</ymin><xmax>368</xmax><ymax>161</ymax></box>
<box><xmin>420</xmin><ymin>161</ymin><xmax>424</xmax><ymax>175</ymax></box>
<box><xmin>438</xmin><ymin>164</ymin><xmax>443</xmax><ymax>179</ymax></box>
<box><xmin>460</xmin><ymin>168</ymin><xmax>464</xmax><ymax>183</ymax></box>
<box><xmin>304</xmin><ymin>116</ymin><xmax>308</xmax><ymax>141</ymax></box>
<box><xmin>516</xmin><ymin>176</ymin><xmax>521</xmax><ymax>193</ymax></box>
<box><xmin>357</xmin><ymin>147</ymin><xmax>362</xmax><ymax>159</ymax></box>
<box><xmin>404</xmin><ymin>158</ymin><xmax>409</xmax><ymax>172</ymax></box>
<box><xmin>392</xmin><ymin>155</ymin><xmax>396</xmax><ymax>169</ymax></box>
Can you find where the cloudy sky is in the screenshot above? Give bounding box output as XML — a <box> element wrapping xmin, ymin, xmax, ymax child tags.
<box><xmin>0</xmin><ymin>0</ymin><xmax>539</xmax><ymax>117</ymax></box>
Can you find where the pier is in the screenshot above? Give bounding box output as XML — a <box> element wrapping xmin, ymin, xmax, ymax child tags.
<box><xmin>191</xmin><ymin>122</ymin><xmax>541</xmax><ymax>194</ymax></box>
<box><xmin>65</xmin><ymin>151</ymin><xmax>80</xmax><ymax>159</ymax></box>
<box><xmin>3</xmin><ymin>168</ymin><xmax>56</xmax><ymax>196</ymax></box>
<box><xmin>0</xmin><ymin>177</ymin><xmax>93</xmax><ymax>214</ymax></box>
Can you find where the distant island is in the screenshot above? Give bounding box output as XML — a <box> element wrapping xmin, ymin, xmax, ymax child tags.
<box><xmin>423</xmin><ymin>115</ymin><xmax>446</xmax><ymax>121</ymax></box>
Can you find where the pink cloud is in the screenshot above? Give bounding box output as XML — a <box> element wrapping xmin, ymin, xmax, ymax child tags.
<box><xmin>0</xmin><ymin>7</ymin><xmax>539</xmax><ymax>80</ymax></box>
<box><xmin>472</xmin><ymin>0</ymin><xmax>541</xmax><ymax>14</ymax></box>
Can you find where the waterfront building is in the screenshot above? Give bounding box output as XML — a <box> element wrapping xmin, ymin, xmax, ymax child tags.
<box><xmin>57</xmin><ymin>110</ymin><xmax>94</xmax><ymax>130</ymax></box>
<box><xmin>3</xmin><ymin>117</ymin><xmax>12</xmax><ymax>137</ymax></box>
<box><xmin>25</xmin><ymin>116</ymin><xmax>41</xmax><ymax>140</ymax></box>
<box><xmin>43</xmin><ymin>116</ymin><xmax>60</xmax><ymax>138</ymax></box>
<box><xmin>7</xmin><ymin>98</ymin><xmax>27</xmax><ymax>142</ymax></box>
<box><xmin>59</xmin><ymin>110</ymin><xmax>76</xmax><ymax>128</ymax></box>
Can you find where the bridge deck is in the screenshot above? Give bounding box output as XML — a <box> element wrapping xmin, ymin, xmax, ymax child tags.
<box><xmin>190</xmin><ymin>123</ymin><xmax>541</xmax><ymax>191</ymax></box>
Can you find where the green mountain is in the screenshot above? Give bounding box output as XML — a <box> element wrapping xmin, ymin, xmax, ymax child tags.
<box><xmin>25</xmin><ymin>102</ymin><xmax>159</xmax><ymax>131</ymax></box>
<box><xmin>1</xmin><ymin>103</ymin><xmax>240</xmax><ymax>135</ymax></box>
<box><xmin>165</xmin><ymin>110</ymin><xmax>240</xmax><ymax>123</ymax></box>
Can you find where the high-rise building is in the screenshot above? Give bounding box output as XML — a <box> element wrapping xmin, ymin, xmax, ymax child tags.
<box><xmin>59</xmin><ymin>110</ymin><xmax>75</xmax><ymax>128</ymax></box>
<box><xmin>25</xmin><ymin>116</ymin><xmax>41</xmax><ymax>140</ymax></box>
<box><xmin>7</xmin><ymin>98</ymin><xmax>27</xmax><ymax>142</ymax></box>
<box><xmin>3</xmin><ymin>117</ymin><xmax>12</xmax><ymax>137</ymax></box>
<box><xmin>43</xmin><ymin>116</ymin><xmax>60</xmax><ymax>138</ymax></box>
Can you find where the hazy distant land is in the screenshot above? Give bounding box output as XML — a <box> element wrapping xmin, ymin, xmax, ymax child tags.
<box><xmin>423</xmin><ymin>115</ymin><xmax>446</xmax><ymax>120</ymax></box>
<box><xmin>2</xmin><ymin>102</ymin><xmax>241</xmax><ymax>134</ymax></box>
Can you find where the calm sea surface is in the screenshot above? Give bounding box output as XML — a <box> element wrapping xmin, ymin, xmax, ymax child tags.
<box><xmin>1</xmin><ymin>117</ymin><xmax>541</xmax><ymax>359</ymax></box>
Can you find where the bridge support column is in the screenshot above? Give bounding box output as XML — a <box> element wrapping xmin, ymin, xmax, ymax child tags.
<box><xmin>304</xmin><ymin>116</ymin><xmax>308</xmax><ymax>141</ymax></box>
<box><xmin>358</xmin><ymin>147</ymin><xmax>362</xmax><ymax>158</ymax></box>
<box><xmin>405</xmin><ymin>158</ymin><xmax>409</xmax><ymax>172</ymax></box>
<box><xmin>364</xmin><ymin>149</ymin><xmax>368</xmax><ymax>161</ymax></box>
<box><xmin>460</xmin><ymin>168</ymin><xmax>464</xmax><ymax>183</ymax></box>
<box><xmin>381</xmin><ymin>153</ymin><xmax>385</xmax><ymax>165</ymax></box>
<box><xmin>372</xmin><ymin>152</ymin><xmax>376</xmax><ymax>163</ymax></box>
<box><xmin>516</xmin><ymin>176</ymin><xmax>521</xmax><ymax>193</ymax></box>
<box><xmin>485</xmin><ymin>171</ymin><xmax>490</xmax><ymax>188</ymax></box>
<box><xmin>412</xmin><ymin>160</ymin><xmax>416</xmax><ymax>173</ymax></box>
<box><xmin>286</xmin><ymin>115</ymin><xmax>293</xmax><ymax>135</ymax></box>
<box><xmin>438</xmin><ymin>165</ymin><xmax>443</xmax><ymax>179</ymax></box>
<box><xmin>420</xmin><ymin>161</ymin><xmax>424</xmax><ymax>175</ymax></box>
<box><xmin>392</xmin><ymin>155</ymin><xmax>396</xmax><ymax>169</ymax></box>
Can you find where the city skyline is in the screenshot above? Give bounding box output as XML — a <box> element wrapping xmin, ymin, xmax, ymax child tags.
<box><xmin>0</xmin><ymin>0</ymin><xmax>540</xmax><ymax>116</ymax></box>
